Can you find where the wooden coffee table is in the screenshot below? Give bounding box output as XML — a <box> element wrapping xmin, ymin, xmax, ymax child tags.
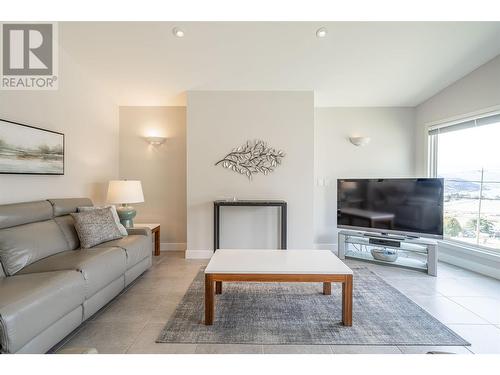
<box><xmin>204</xmin><ymin>249</ymin><xmax>353</xmax><ymax>326</ymax></box>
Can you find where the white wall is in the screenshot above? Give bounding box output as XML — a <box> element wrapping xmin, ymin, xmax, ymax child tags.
<box><xmin>0</xmin><ymin>48</ymin><xmax>118</xmax><ymax>204</ymax></box>
<box><xmin>119</xmin><ymin>106</ymin><xmax>186</xmax><ymax>248</ymax></box>
<box><xmin>314</xmin><ymin>107</ymin><xmax>416</xmax><ymax>247</ymax></box>
<box><xmin>186</xmin><ymin>91</ymin><xmax>314</xmax><ymax>258</ymax></box>
<box><xmin>415</xmin><ymin>54</ymin><xmax>500</xmax><ymax>175</ymax></box>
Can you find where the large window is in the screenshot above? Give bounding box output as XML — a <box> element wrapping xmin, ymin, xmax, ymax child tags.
<box><xmin>428</xmin><ymin>112</ymin><xmax>500</xmax><ymax>251</ymax></box>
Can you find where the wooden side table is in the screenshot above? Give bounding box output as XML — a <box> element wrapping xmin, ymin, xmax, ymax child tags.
<box><xmin>135</xmin><ymin>223</ymin><xmax>161</xmax><ymax>256</ymax></box>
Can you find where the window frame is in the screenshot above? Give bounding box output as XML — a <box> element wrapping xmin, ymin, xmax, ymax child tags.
<box><xmin>426</xmin><ymin>106</ymin><xmax>500</xmax><ymax>254</ymax></box>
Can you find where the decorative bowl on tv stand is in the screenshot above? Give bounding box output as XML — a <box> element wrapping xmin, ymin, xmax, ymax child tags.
<box><xmin>370</xmin><ymin>248</ymin><xmax>398</xmax><ymax>262</ymax></box>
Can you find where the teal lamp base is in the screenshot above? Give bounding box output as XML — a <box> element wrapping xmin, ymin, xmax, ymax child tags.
<box><xmin>116</xmin><ymin>205</ymin><xmax>137</xmax><ymax>228</ymax></box>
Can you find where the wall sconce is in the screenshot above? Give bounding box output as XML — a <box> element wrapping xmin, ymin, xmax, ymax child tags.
<box><xmin>145</xmin><ymin>136</ymin><xmax>166</xmax><ymax>146</ymax></box>
<box><xmin>349</xmin><ymin>136</ymin><xmax>371</xmax><ymax>147</ymax></box>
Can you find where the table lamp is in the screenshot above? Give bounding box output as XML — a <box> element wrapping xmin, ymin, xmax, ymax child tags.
<box><xmin>106</xmin><ymin>180</ymin><xmax>144</xmax><ymax>228</ymax></box>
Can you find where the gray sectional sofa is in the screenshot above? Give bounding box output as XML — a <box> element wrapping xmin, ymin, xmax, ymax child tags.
<box><xmin>0</xmin><ymin>198</ymin><xmax>153</xmax><ymax>354</ymax></box>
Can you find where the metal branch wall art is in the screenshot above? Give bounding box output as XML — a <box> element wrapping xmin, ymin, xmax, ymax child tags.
<box><xmin>215</xmin><ymin>139</ymin><xmax>285</xmax><ymax>180</ymax></box>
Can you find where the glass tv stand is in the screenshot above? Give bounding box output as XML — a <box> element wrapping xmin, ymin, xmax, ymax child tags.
<box><xmin>338</xmin><ymin>230</ymin><xmax>438</xmax><ymax>276</ymax></box>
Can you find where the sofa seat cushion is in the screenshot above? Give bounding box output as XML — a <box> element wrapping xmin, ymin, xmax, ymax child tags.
<box><xmin>95</xmin><ymin>235</ymin><xmax>151</xmax><ymax>269</ymax></box>
<box><xmin>0</xmin><ymin>270</ymin><xmax>85</xmax><ymax>353</ymax></box>
<box><xmin>18</xmin><ymin>247</ymin><xmax>127</xmax><ymax>298</ymax></box>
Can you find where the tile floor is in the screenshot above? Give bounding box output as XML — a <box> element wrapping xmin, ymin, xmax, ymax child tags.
<box><xmin>54</xmin><ymin>252</ymin><xmax>500</xmax><ymax>354</ymax></box>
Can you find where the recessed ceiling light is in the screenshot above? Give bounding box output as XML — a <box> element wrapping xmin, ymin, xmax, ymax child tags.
<box><xmin>316</xmin><ymin>27</ymin><xmax>328</xmax><ymax>38</ymax></box>
<box><xmin>172</xmin><ymin>27</ymin><xmax>185</xmax><ymax>38</ymax></box>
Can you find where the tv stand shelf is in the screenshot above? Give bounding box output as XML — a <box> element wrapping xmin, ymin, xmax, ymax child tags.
<box><xmin>338</xmin><ymin>230</ymin><xmax>438</xmax><ymax>276</ymax></box>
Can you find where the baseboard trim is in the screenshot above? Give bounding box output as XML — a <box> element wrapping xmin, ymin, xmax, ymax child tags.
<box><xmin>438</xmin><ymin>241</ymin><xmax>500</xmax><ymax>280</ymax></box>
<box><xmin>185</xmin><ymin>250</ymin><xmax>213</xmax><ymax>259</ymax></box>
<box><xmin>160</xmin><ymin>242</ymin><xmax>187</xmax><ymax>251</ymax></box>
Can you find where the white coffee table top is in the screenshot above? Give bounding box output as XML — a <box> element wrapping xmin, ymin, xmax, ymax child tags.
<box><xmin>205</xmin><ymin>249</ymin><xmax>353</xmax><ymax>275</ymax></box>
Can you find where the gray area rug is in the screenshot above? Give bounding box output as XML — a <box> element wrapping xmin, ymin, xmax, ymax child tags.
<box><xmin>157</xmin><ymin>267</ymin><xmax>469</xmax><ymax>346</ymax></box>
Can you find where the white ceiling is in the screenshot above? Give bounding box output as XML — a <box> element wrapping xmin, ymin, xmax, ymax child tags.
<box><xmin>61</xmin><ymin>22</ymin><xmax>500</xmax><ymax>107</ymax></box>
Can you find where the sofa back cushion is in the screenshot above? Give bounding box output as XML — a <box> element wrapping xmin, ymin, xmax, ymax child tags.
<box><xmin>48</xmin><ymin>198</ymin><xmax>93</xmax><ymax>217</ymax></box>
<box><xmin>0</xmin><ymin>198</ymin><xmax>94</xmax><ymax>275</ymax></box>
<box><xmin>0</xmin><ymin>200</ymin><xmax>52</xmax><ymax>229</ymax></box>
<box><xmin>49</xmin><ymin>198</ymin><xmax>94</xmax><ymax>250</ymax></box>
<box><xmin>54</xmin><ymin>215</ymin><xmax>81</xmax><ymax>250</ymax></box>
<box><xmin>0</xmin><ymin>219</ymin><xmax>70</xmax><ymax>275</ymax></box>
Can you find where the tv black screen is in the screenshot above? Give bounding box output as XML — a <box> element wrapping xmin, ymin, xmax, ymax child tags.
<box><xmin>337</xmin><ymin>178</ymin><xmax>444</xmax><ymax>238</ymax></box>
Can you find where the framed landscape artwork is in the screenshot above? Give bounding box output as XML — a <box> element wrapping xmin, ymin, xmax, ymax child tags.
<box><xmin>0</xmin><ymin>119</ymin><xmax>64</xmax><ymax>175</ymax></box>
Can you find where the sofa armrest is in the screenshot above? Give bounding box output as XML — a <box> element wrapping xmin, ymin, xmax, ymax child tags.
<box><xmin>126</xmin><ymin>227</ymin><xmax>152</xmax><ymax>237</ymax></box>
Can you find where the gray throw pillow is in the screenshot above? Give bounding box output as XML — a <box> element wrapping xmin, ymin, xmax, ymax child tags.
<box><xmin>78</xmin><ymin>205</ymin><xmax>128</xmax><ymax>236</ymax></box>
<box><xmin>71</xmin><ymin>207</ymin><xmax>123</xmax><ymax>249</ymax></box>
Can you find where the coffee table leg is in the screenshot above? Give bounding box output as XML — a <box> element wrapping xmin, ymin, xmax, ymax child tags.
<box><xmin>342</xmin><ymin>275</ymin><xmax>353</xmax><ymax>326</ymax></box>
<box><xmin>205</xmin><ymin>274</ymin><xmax>215</xmax><ymax>325</ymax></box>
<box><xmin>215</xmin><ymin>281</ymin><xmax>222</xmax><ymax>294</ymax></box>
<box><xmin>323</xmin><ymin>282</ymin><xmax>331</xmax><ymax>295</ymax></box>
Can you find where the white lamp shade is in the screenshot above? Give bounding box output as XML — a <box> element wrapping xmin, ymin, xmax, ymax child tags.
<box><xmin>107</xmin><ymin>180</ymin><xmax>144</xmax><ymax>204</ymax></box>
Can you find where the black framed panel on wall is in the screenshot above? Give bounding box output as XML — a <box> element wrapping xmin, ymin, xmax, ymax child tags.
<box><xmin>213</xmin><ymin>200</ymin><xmax>287</xmax><ymax>251</ymax></box>
<box><xmin>0</xmin><ymin>118</ymin><xmax>64</xmax><ymax>175</ymax></box>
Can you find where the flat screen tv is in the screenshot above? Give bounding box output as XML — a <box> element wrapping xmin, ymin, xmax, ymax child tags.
<box><xmin>337</xmin><ymin>178</ymin><xmax>444</xmax><ymax>239</ymax></box>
